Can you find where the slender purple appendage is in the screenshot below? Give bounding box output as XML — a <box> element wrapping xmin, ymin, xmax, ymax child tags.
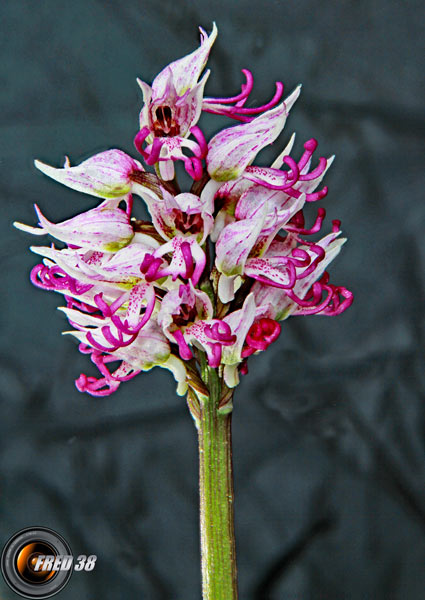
<box><xmin>204</xmin><ymin>321</ymin><xmax>237</xmax><ymax>368</ymax></box>
<box><xmin>153</xmin><ymin>240</ymin><xmax>206</xmax><ymax>286</ymax></box>
<box><xmin>204</xmin><ymin>69</ymin><xmax>254</xmax><ymax>104</ymax></box>
<box><xmin>78</xmin><ymin>289</ymin><xmax>155</xmax><ymax>353</ymax></box>
<box><xmin>296</xmin><ymin>244</ymin><xmax>325</xmax><ymax>279</ymax></box>
<box><xmin>205</xmin><ymin>322</ymin><xmax>236</xmax><ymax>345</ymax></box>
<box><xmin>31</xmin><ymin>263</ymin><xmax>93</xmax><ymax>295</ymax></box>
<box><xmin>145</xmin><ymin>137</ymin><xmax>164</xmax><ymax>166</ymax></box>
<box><xmin>111</xmin><ymin>294</ymin><xmax>155</xmax><ymax>335</ymax></box>
<box><xmin>173</xmin><ymin>329</ymin><xmax>193</xmax><ymax>360</ymax></box>
<box><xmin>85</xmin><ymin>328</ymin><xmax>137</xmax><ymax>353</ymax></box>
<box><xmin>65</xmin><ymin>296</ymin><xmax>98</xmax><ymax>313</ymax></box>
<box><xmin>140</xmin><ymin>254</ymin><xmax>164</xmax><ymax>282</ymax></box>
<box><xmin>298</xmin><ymin>139</ymin><xmax>318</xmax><ymax>171</ymax></box>
<box><xmin>243</xmin><ymin>138</ymin><xmax>328</xmax><ymax>202</ymax></box>
<box><xmin>125</xmin><ymin>194</ymin><xmax>134</xmax><ymax>217</ymax></box>
<box><xmin>203</xmin><ymin>69</ymin><xmax>284</xmax><ymax>123</ymax></box>
<box><xmin>181</xmin><ymin>241</ymin><xmax>195</xmax><ymax>279</ymax></box>
<box><xmin>248</xmin><ymin>239</ymin><xmax>327</xmax><ymax>291</ymax></box>
<box><xmin>133</xmin><ymin>127</ymin><xmax>151</xmax><ymax>159</ymax></box>
<box><xmin>76</xmin><ymin>344</ymin><xmax>140</xmax><ymax>397</ymax></box>
<box><xmin>207</xmin><ymin>343</ymin><xmax>222</xmax><ymax>368</ymax></box>
<box><xmin>133</xmin><ymin>127</ymin><xmax>206</xmax><ymax>181</ymax></box>
<box><xmin>332</xmin><ymin>219</ymin><xmax>341</xmax><ymax>233</ymax></box>
<box><xmin>239</xmin><ymin>361</ymin><xmax>249</xmax><ymax>376</ymax></box>
<box><xmin>190</xmin><ymin>126</ymin><xmax>209</xmax><ymax>159</ymax></box>
<box><xmin>286</xmin><ymin>208</ymin><xmax>326</xmax><ymax>235</ymax></box>
<box><xmin>183</xmin><ymin>156</ymin><xmax>203</xmax><ymax>180</ymax></box>
<box><xmin>286</xmin><ymin>272</ymin><xmax>353</xmax><ymax>316</ymax></box>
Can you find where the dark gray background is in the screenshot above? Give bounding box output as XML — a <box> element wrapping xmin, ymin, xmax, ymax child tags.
<box><xmin>1</xmin><ymin>1</ymin><xmax>424</xmax><ymax>598</ymax></box>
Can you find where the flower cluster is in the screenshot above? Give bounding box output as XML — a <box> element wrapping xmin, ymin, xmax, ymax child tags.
<box><xmin>16</xmin><ymin>24</ymin><xmax>352</xmax><ymax>401</ymax></box>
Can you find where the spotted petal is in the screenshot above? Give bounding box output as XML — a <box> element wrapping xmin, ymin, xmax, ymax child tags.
<box><xmin>252</xmin><ymin>232</ymin><xmax>346</xmax><ymax>320</ymax></box>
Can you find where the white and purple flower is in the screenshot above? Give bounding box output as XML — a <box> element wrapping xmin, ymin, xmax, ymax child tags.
<box><xmin>16</xmin><ymin>23</ymin><xmax>353</xmax><ymax>399</ymax></box>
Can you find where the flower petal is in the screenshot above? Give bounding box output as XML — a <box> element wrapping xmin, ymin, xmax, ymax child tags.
<box><xmin>35</xmin><ymin>150</ymin><xmax>143</xmax><ymax>199</ymax></box>
<box><xmin>159</xmin><ymin>355</ymin><xmax>188</xmax><ymax>396</ymax></box>
<box><xmin>207</xmin><ymin>86</ymin><xmax>301</xmax><ymax>182</ymax></box>
<box><xmin>221</xmin><ymin>293</ymin><xmax>256</xmax><ymax>365</ymax></box>
<box><xmin>151</xmin><ymin>23</ymin><xmax>217</xmax><ymax>98</ymax></box>
<box><xmin>158</xmin><ymin>282</ymin><xmax>213</xmax><ymax>339</ymax></box>
<box><xmin>16</xmin><ymin>203</ymin><xmax>134</xmax><ymax>253</ymax></box>
<box><xmin>215</xmin><ymin>205</ymin><xmax>267</xmax><ymax>276</ymax></box>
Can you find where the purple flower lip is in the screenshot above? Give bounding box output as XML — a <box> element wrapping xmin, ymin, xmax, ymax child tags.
<box><xmin>205</xmin><ymin>322</ymin><xmax>236</xmax><ymax>345</ymax></box>
<box><xmin>242</xmin><ymin>318</ymin><xmax>281</xmax><ymax>357</ymax></box>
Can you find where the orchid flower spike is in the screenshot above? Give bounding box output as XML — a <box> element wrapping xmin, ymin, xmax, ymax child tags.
<box><xmin>16</xmin><ymin>22</ymin><xmax>352</xmax><ymax>398</ymax></box>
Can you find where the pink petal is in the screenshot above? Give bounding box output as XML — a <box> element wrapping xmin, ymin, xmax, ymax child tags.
<box><xmin>35</xmin><ymin>150</ymin><xmax>143</xmax><ymax>199</ymax></box>
<box><xmin>215</xmin><ymin>206</ymin><xmax>267</xmax><ymax>276</ymax></box>
<box><xmin>151</xmin><ymin>23</ymin><xmax>217</xmax><ymax>99</ymax></box>
<box><xmin>206</xmin><ymin>86</ymin><xmax>301</xmax><ymax>182</ymax></box>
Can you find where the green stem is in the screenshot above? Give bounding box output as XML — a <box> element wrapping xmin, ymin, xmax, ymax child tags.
<box><xmin>197</xmin><ymin>367</ymin><xmax>238</xmax><ymax>600</ymax></box>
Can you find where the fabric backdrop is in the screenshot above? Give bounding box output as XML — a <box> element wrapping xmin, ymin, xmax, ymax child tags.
<box><xmin>1</xmin><ymin>1</ymin><xmax>424</xmax><ymax>598</ymax></box>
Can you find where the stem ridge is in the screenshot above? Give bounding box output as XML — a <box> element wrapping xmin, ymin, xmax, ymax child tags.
<box><xmin>197</xmin><ymin>367</ymin><xmax>238</xmax><ymax>599</ymax></box>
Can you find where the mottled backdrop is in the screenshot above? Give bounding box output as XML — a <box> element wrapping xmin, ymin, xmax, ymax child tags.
<box><xmin>1</xmin><ymin>1</ymin><xmax>424</xmax><ymax>598</ymax></box>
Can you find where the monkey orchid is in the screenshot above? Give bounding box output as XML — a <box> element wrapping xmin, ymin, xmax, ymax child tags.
<box><xmin>16</xmin><ymin>23</ymin><xmax>353</xmax><ymax>600</ymax></box>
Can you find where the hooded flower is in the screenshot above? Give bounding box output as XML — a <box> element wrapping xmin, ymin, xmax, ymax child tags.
<box><xmin>138</xmin><ymin>23</ymin><xmax>218</xmax><ymax>141</ymax></box>
<box><xmin>158</xmin><ymin>282</ymin><xmax>237</xmax><ymax>368</ymax></box>
<box><xmin>134</xmin><ymin>185</ymin><xmax>214</xmax><ymax>243</ymax></box>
